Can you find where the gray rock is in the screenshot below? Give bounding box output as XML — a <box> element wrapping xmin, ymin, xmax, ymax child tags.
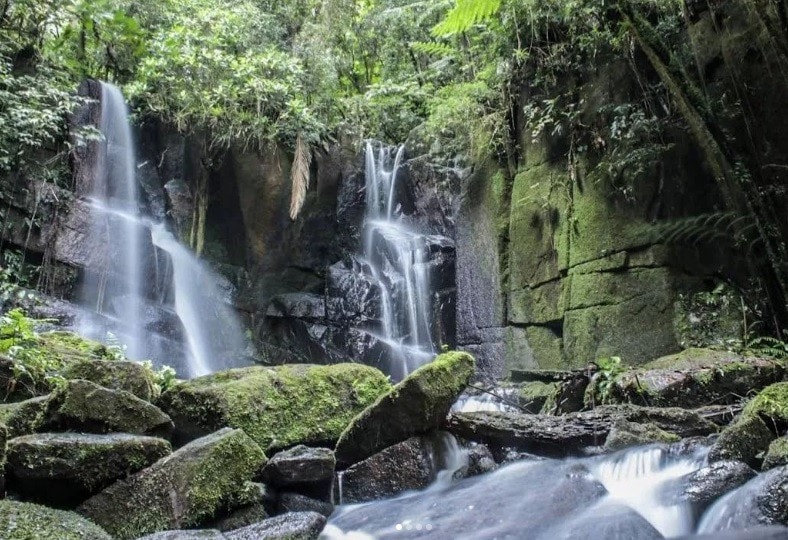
<box><xmin>677</xmin><ymin>460</ymin><xmax>757</xmax><ymax>508</ymax></box>
<box><xmin>213</xmin><ymin>505</ymin><xmax>268</xmax><ymax>533</ymax></box>
<box><xmin>603</xmin><ymin>419</ymin><xmax>680</xmax><ymax>451</ymax></box>
<box><xmin>225</xmin><ymin>511</ymin><xmax>325</xmax><ymax>540</ymax></box>
<box><xmin>0</xmin><ymin>499</ymin><xmax>111</xmax><ymax>539</ymax></box>
<box><xmin>260</xmin><ymin>446</ymin><xmax>335</xmax><ymax>487</ymax></box>
<box><xmin>277</xmin><ymin>493</ymin><xmax>333</xmax><ymax>517</ymax></box>
<box><xmin>6</xmin><ymin>432</ymin><xmax>171</xmax><ymax>506</ymax></box>
<box><xmin>136</xmin><ymin>531</ymin><xmax>225</xmax><ymax>540</ymax></box>
<box><xmin>454</xmin><ymin>443</ymin><xmax>497</xmax><ymax>479</ymax></box>
<box><xmin>340</xmin><ymin>437</ymin><xmax>435</xmax><ymax>504</ymax></box>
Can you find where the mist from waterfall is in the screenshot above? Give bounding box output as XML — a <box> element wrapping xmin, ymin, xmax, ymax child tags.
<box><xmin>76</xmin><ymin>81</ymin><xmax>247</xmax><ymax>377</ymax></box>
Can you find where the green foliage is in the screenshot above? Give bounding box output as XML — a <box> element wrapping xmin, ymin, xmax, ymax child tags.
<box><xmin>432</xmin><ymin>0</ymin><xmax>502</xmax><ymax>37</ymax></box>
<box><xmin>744</xmin><ymin>336</ymin><xmax>788</xmax><ymax>360</ymax></box>
<box><xmin>140</xmin><ymin>360</ymin><xmax>178</xmax><ymax>394</ymax></box>
<box><xmin>589</xmin><ymin>356</ymin><xmax>626</xmax><ymax>404</ymax></box>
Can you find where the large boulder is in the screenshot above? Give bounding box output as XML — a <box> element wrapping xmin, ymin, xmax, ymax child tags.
<box><xmin>0</xmin><ymin>395</ymin><xmax>47</xmax><ymax>437</ymax></box>
<box><xmin>157</xmin><ymin>364</ymin><xmax>391</xmax><ymax>452</ymax></box>
<box><xmin>62</xmin><ymin>360</ymin><xmax>158</xmax><ymax>401</ymax></box>
<box><xmin>708</xmin><ymin>415</ymin><xmax>776</xmax><ymax>467</ymax></box>
<box><xmin>260</xmin><ymin>446</ymin><xmax>335</xmax><ymax>488</ymax></box>
<box><xmin>224</xmin><ymin>511</ymin><xmax>325</xmax><ymax>540</ymax></box>
<box><xmin>0</xmin><ymin>500</ymin><xmax>111</xmax><ymax>539</ymax></box>
<box><xmin>676</xmin><ymin>460</ymin><xmax>757</xmax><ymax>508</ymax></box>
<box><xmin>77</xmin><ymin>428</ymin><xmax>266</xmax><ymax>539</ymax></box>
<box><xmin>6</xmin><ymin>433</ymin><xmax>171</xmax><ymax>506</ymax></box>
<box><xmin>334</xmin><ymin>351</ymin><xmax>474</xmax><ymax>466</ymax></box>
<box><xmin>42</xmin><ymin>379</ymin><xmax>173</xmax><ymax>437</ymax></box>
<box><xmin>339</xmin><ymin>437</ymin><xmax>435</xmax><ymax>504</ymax></box>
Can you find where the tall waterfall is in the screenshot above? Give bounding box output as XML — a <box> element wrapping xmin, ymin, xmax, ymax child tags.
<box><xmin>362</xmin><ymin>143</ymin><xmax>435</xmax><ymax>380</ymax></box>
<box><xmin>76</xmin><ymin>82</ymin><xmax>247</xmax><ymax>377</ymax></box>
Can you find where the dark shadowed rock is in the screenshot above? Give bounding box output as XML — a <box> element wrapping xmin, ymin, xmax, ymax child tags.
<box><xmin>340</xmin><ymin>437</ymin><xmax>435</xmax><ymax>504</ymax></box>
<box><xmin>763</xmin><ymin>437</ymin><xmax>788</xmax><ymax>471</ymax></box>
<box><xmin>78</xmin><ymin>428</ymin><xmax>266</xmax><ymax>539</ymax></box>
<box><xmin>213</xmin><ymin>504</ymin><xmax>268</xmax><ymax>533</ymax></box>
<box><xmin>224</xmin><ymin>511</ymin><xmax>325</xmax><ymax>540</ymax></box>
<box><xmin>335</xmin><ymin>352</ymin><xmax>474</xmax><ymax>466</ymax></box>
<box><xmin>0</xmin><ymin>499</ymin><xmax>111</xmax><ymax>539</ymax></box>
<box><xmin>42</xmin><ymin>379</ymin><xmax>173</xmax><ymax>437</ymax></box>
<box><xmin>260</xmin><ymin>446</ymin><xmax>335</xmax><ymax>487</ymax></box>
<box><xmin>277</xmin><ymin>493</ymin><xmax>334</xmax><ymax>517</ymax></box>
<box><xmin>6</xmin><ymin>432</ymin><xmax>171</xmax><ymax>506</ymax></box>
<box><xmin>677</xmin><ymin>460</ymin><xmax>757</xmax><ymax>508</ymax></box>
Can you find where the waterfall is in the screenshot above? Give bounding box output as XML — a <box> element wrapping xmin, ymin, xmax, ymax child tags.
<box><xmin>361</xmin><ymin>142</ymin><xmax>435</xmax><ymax>379</ymax></box>
<box><xmin>76</xmin><ymin>82</ymin><xmax>247</xmax><ymax>377</ymax></box>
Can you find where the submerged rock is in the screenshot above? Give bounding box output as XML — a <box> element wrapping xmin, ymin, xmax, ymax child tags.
<box><xmin>0</xmin><ymin>499</ymin><xmax>111</xmax><ymax>539</ymax></box>
<box><xmin>260</xmin><ymin>446</ymin><xmax>335</xmax><ymax>487</ymax></box>
<box><xmin>78</xmin><ymin>428</ymin><xmax>266</xmax><ymax>539</ymax></box>
<box><xmin>334</xmin><ymin>351</ymin><xmax>474</xmax><ymax>466</ymax></box>
<box><xmin>6</xmin><ymin>432</ymin><xmax>171</xmax><ymax>506</ymax></box>
<box><xmin>158</xmin><ymin>364</ymin><xmax>390</xmax><ymax>452</ymax></box>
<box><xmin>224</xmin><ymin>511</ymin><xmax>325</xmax><ymax>540</ymax></box>
<box><xmin>763</xmin><ymin>437</ymin><xmax>788</xmax><ymax>471</ymax></box>
<box><xmin>0</xmin><ymin>395</ymin><xmax>47</xmax><ymax>437</ymax></box>
<box><xmin>62</xmin><ymin>359</ymin><xmax>158</xmax><ymax>401</ymax></box>
<box><xmin>42</xmin><ymin>379</ymin><xmax>173</xmax><ymax>437</ymax></box>
<box><xmin>339</xmin><ymin>437</ymin><xmax>435</xmax><ymax>504</ymax></box>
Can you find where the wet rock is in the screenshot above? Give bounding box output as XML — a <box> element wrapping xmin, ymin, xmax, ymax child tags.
<box><xmin>448</xmin><ymin>404</ymin><xmax>716</xmax><ymax>457</ymax></box>
<box><xmin>78</xmin><ymin>428</ymin><xmax>267</xmax><ymax>539</ymax></box>
<box><xmin>708</xmin><ymin>415</ymin><xmax>775</xmax><ymax>467</ymax></box>
<box><xmin>6</xmin><ymin>432</ymin><xmax>171</xmax><ymax>506</ymax></box>
<box><xmin>224</xmin><ymin>511</ymin><xmax>325</xmax><ymax>540</ymax></box>
<box><xmin>158</xmin><ymin>364</ymin><xmax>390</xmax><ymax>452</ymax></box>
<box><xmin>335</xmin><ymin>351</ymin><xmax>474</xmax><ymax>466</ymax></box>
<box><xmin>325</xmin><ymin>258</ymin><xmax>383</xmax><ymax>325</ymax></box>
<box><xmin>266</xmin><ymin>293</ymin><xmax>326</xmax><ymax>320</ymax></box>
<box><xmin>763</xmin><ymin>437</ymin><xmax>788</xmax><ymax>471</ymax></box>
<box><xmin>454</xmin><ymin>443</ymin><xmax>497</xmax><ymax>479</ymax></box>
<box><xmin>586</xmin><ymin>348</ymin><xmax>784</xmax><ymax>408</ymax></box>
<box><xmin>0</xmin><ymin>395</ymin><xmax>47</xmax><ymax>437</ymax></box>
<box><xmin>62</xmin><ymin>360</ymin><xmax>158</xmax><ymax>401</ymax></box>
<box><xmin>603</xmin><ymin>420</ymin><xmax>680</xmax><ymax>451</ymax></box>
<box><xmin>340</xmin><ymin>437</ymin><xmax>435</xmax><ymax>504</ymax></box>
<box><xmin>677</xmin><ymin>526</ymin><xmax>788</xmax><ymax>539</ymax></box>
<box><xmin>42</xmin><ymin>379</ymin><xmax>174</xmax><ymax>437</ymax></box>
<box><xmin>277</xmin><ymin>493</ymin><xmax>333</xmax><ymax>517</ymax></box>
<box><xmin>260</xmin><ymin>446</ymin><xmax>335</xmax><ymax>487</ymax></box>
<box><xmin>544</xmin><ymin>503</ymin><xmax>664</xmax><ymax>540</ymax></box>
<box><xmin>678</xmin><ymin>460</ymin><xmax>757</xmax><ymax>508</ymax></box>
<box><xmin>136</xmin><ymin>531</ymin><xmax>226</xmax><ymax>540</ymax></box>
<box><xmin>0</xmin><ymin>499</ymin><xmax>111</xmax><ymax>539</ymax></box>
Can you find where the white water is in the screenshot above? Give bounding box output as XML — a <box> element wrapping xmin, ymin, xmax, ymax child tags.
<box><xmin>362</xmin><ymin>143</ymin><xmax>436</xmax><ymax>379</ymax></box>
<box><xmin>76</xmin><ymin>82</ymin><xmax>247</xmax><ymax>377</ymax></box>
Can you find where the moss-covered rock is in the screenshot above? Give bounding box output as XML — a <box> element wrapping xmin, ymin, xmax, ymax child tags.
<box><xmin>603</xmin><ymin>419</ymin><xmax>680</xmax><ymax>451</ymax></box>
<box><xmin>0</xmin><ymin>500</ymin><xmax>111</xmax><ymax>539</ymax></box>
<box><xmin>518</xmin><ymin>381</ymin><xmax>558</xmax><ymax>414</ymax></box>
<box><xmin>763</xmin><ymin>437</ymin><xmax>788</xmax><ymax>471</ymax></box>
<box><xmin>334</xmin><ymin>351</ymin><xmax>474</xmax><ymax>466</ymax></box>
<box><xmin>743</xmin><ymin>382</ymin><xmax>788</xmax><ymax>430</ymax></box>
<box><xmin>43</xmin><ymin>379</ymin><xmax>173</xmax><ymax>437</ymax></box>
<box><xmin>6</xmin><ymin>433</ymin><xmax>171</xmax><ymax>506</ymax></box>
<box><xmin>78</xmin><ymin>428</ymin><xmax>266</xmax><ymax>539</ymax></box>
<box><xmin>708</xmin><ymin>415</ymin><xmax>776</xmax><ymax>467</ymax></box>
<box><xmin>586</xmin><ymin>348</ymin><xmax>784</xmax><ymax>408</ymax></box>
<box><xmin>62</xmin><ymin>360</ymin><xmax>157</xmax><ymax>401</ymax></box>
<box><xmin>157</xmin><ymin>363</ymin><xmax>391</xmax><ymax>452</ymax></box>
<box><xmin>0</xmin><ymin>395</ymin><xmax>46</xmax><ymax>438</ymax></box>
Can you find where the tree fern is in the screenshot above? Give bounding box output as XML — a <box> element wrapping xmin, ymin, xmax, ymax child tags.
<box><xmin>289</xmin><ymin>134</ymin><xmax>311</xmax><ymax>221</ymax></box>
<box><xmin>411</xmin><ymin>41</ymin><xmax>457</xmax><ymax>58</ymax></box>
<box><xmin>432</xmin><ymin>0</ymin><xmax>502</xmax><ymax>37</ymax></box>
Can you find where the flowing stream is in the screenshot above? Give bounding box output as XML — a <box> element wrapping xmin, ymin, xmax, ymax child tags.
<box><xmin>76</xmin><ymin>82</ymin><xmax>246</xmax><ymax>377</ymax></box>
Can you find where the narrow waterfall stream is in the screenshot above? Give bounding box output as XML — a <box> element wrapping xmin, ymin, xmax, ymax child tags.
<box><xmin>75</xmin><ymin>82</ymin><xmax>247</xmax><ymax>377</ymax></box>
<box><xmin>325</xmin><ymin>444</ymin><xmax>712</xmax><ymax>540</ymax></box>
<box><xmin>360</xmin><ymin>143</ymin><xmax>436</xmax><ymax>380</ymax></box>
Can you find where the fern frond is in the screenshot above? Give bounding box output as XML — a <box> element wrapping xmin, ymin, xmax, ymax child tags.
<box><xmin>411</xmin><ymin>41</ymin><xmax>457</xmax><ymax>58</ymax></box>
<box><xmin>432</xmin><ymin>0</ymin><xmax>501</xmax><ymax>37</ymax></box>
<box><xmin>289</xmin><ymin>133</ymin><xmax>311</xmax><ymax>221</ymax></box>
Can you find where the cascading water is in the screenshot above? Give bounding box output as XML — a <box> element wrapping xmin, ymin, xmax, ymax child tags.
<box><xmin>76</xmin><ymin>82</ymin><xmax>247</xmax><ymax>377</ymax></box>
<box><xmin>361</xmin><ymin>143</ymin><xmax>436</xmax><ymax>379</ymax></box>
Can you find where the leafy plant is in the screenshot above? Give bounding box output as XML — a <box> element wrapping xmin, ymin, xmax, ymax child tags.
<box><xmin>588</xmin><ymin>355</ymin><xmax>626</xmax><ymax>405</ymax></box>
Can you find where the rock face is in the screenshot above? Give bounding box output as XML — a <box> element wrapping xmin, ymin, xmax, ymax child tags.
<box><xmin>157</xmin><ymin>364</ymin><xmax>390</xmax><ymax>451</ymax></box>
<box><xmin>0</xmin><ymin>500</ymin><xmax>111</xmax><ymax>539</ymax></box>
<box><xmin>42</xmin><ymin>379</ymin><xmax>173</xmax><ymax>437</ymax></box>
<box><xmin>224</xmin><ymin>511</ymin><xmax>326</xmax><ymax>540</ymax></box>
<box><xmin>260</xmin><ymin>446</ymin><xmax>335</xmax><ymax>487</ymax></box>
<box><xmin>340</xmin><ymin>437</ymin><xmax>435</xmax><ymax>504</ymax></box>
<box><xmin>334</xmin><ymin>351</ymin><xmax>474</xmax><ymax>466</ymax></box>
<box><xmin>77</xmin><ymin>428</ymin><xmax>266</xmax><ymax>539</ymax></box>
<box><xmin>6</xmin><ymin>433</ymin><xmax>171</xmax><ymax>506</ymax></box>
<box><xmin>448</xmin><ymin>405</ymin><xmax>716</xmax><ymax>457</ymax></box>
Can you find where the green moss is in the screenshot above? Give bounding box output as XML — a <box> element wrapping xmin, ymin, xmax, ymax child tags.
<box><xmin>158</xmin><ymin>363</ymin><xmax>391</xmax><ymax>452</ymax></box>
<box><xmin>0</xmin><ymin>500</ymin><xmax>111</xmax><ymax>539</ymax></box>
<box><xmin>743</xmin><ymin>382</ymin><xmax>788</xmax><ymax>427</ymax></box>
<box><xmin>762</xmin><ymin>437</ymin><xmax>788</xmax><ymax>471</ymax></box>
<box><xmin>708</xmin><ymin>415</ymin><xmax>775</xmax><ymax>466</ymax></box>
<box><xmin>0</xmin><ymin>395</ymin><xmax>47</xmax><ymax>437</ymax></box>
<box><xmin>518</xmin><ymin>381</ymin><xmax>557</xmax><ymax>413</ymax></box>
<box><xmin>604</xmin><ymin>420</ymin><xmax>680</xmax><ymax>451</ymax></box>
<box><xmin>62</xmin><ymin>360</ymin><xmax>157</xmax><ymax>401</ymax></box>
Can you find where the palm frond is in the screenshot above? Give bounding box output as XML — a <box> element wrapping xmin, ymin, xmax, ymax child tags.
<box><xmin>432</xmin><ymin>0</ymin><xmax>501</xmax><ymax>37</ymax></box>
<box><xmin>289</xmin><ymin>133</ymin><xmax>312</xmax><ymax>221</ymax></box>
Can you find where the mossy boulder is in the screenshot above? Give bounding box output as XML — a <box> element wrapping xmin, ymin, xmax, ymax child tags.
<box><xmin>603</xmin><ymin>419</ymin><xmax>680</xmax><ymax>451</ymax></box>
<box><xmin>743</xmin><ymin>382</ymin><xmax>788</xmax><ymax>430</ymax></box>
<box><xmin>334</xmin><ymin>351</ymin><xmax>475</xmax><ymax>466</ymax></box>
<box><xmin>78</xmin><ymin>428</ymin><xmax>266</xmax><ymax>539</ymax></box>
<box><xmin>43</xmin><ymin>379</ymin><xmax>174</xmax><ymax>437</ymax></box>
<box><xmin>62</xmin><ymin>360</ymin><xmax>158</xmax><ymax>401</ymax></box>
<box><xmin>0</xmin><ymin>395</ymin><xmax>46</xmax><ymax>437</ymax></box>
<box><xmin>708</xmin><ymin>415</ymin><xmax>776</xmax><ymax>467</ymax></box>
<box><xmin>6</xmin><ymin>433</ymin><xmax>171</xmax><ymax>506</ymax></box>
<box><xmin>587</xmin><ymin>348</ymin><xmax>784</xmax><ymax>408</ymax></box>
<box><xmin>157</xmin><ymin>363</ymin><xmax>391</xmax><ymax>452</ymax></box>
<box><xmin>0</xmin><ymin>499</ymin><xmax>111</xmax><ymax>539</ymax></box>
<box><xmin>763</xmin><ymin>437</ymin><xmax>788</xmax><ymax>471</ymax></box>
